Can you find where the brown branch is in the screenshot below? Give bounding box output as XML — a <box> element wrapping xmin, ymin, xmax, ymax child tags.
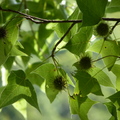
<box><xmin>109</xmin><ymin>21</ymin><xmax>119</xmax><ymax>34</ymax></box>
<box><xmin>102</xmin><ymin>18</ymin><xmax>120</xmax><ymax>22</ymax></box>
<box><xmin>1</xmin><ymin>7</ymin><xmax>120</xmax><ymax>68</ymax></box>
<box><xmin>24</xmin><ymin>16</ymin><xmax>82</xmax><ymax>23</ymax></box>
<box><xmin>0</xmin><ymin>7</ymin><xmax>82</xmax><ymax>23</ymax></box>
<box><xmin>51</xmin><ymin>22</ymin><xmax>76</xmax><ymax>58</ymax></box>
<box><xmin>1</xmin><ymin>7</ymin><xmax>120</xmax><ymax>24</ymax></box>
<box><xmin>0</xmin><ymin>7</ymin><xmax>48</xmax><ymax>22</ymax></box>
<box><xmin>104</xmin><ymin>21</ymin><xmax>119</xmax><ymax>40</ymax></box>
<box><xmin>50</xmin><ymin>22</ymin><xmax>76</xmax><ymax>69</ymax></box>
<box><xmin>1</xmin><ymin>7</ymin><xmax>120</xmax><ymax>54</ymax></box>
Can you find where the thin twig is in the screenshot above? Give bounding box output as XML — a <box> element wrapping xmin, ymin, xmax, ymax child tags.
<box><xmin>102</xmin><ymin>18</ymin><xmax>120</xmax><ymax>22</ymax></box>
<box><xmin>1</xmin><ymin>7</ymin><xmax>120</xmax><ymax>24</ymax></box>
<box><xmin>104</xmin><ymin>21</ymin><xmax>119</xmax><ymax>40</ymax></box>
<box><xmin>51</xmin><ymin>22</ymin><xmax>76</xmax><ymax>58</ymax></box>
<box><xmin>0</xmin><ymin>7</ymin><xmax>82</xmax><ymax>23</ymax></box>
<box><xmin>1</xmin><ymin>7</ymin><xmax>120</xmax><ymax>63</ymax></box>
<box><xmin>51</xmin><ymin>22</ymin><xmax>76</xmax><ymax>70</ymax></box>
<box><xmin>24</xmin><ymin>16</ymin><xmax>82</xmax><ymax>23</ymax></box>
<box><xmin>92</xmin><ymin>55</ymin><xmax>120</xmax><ymax>62</ymax></box>
<box><xmin>0</xmin><ymin>7</ymin><xmax>48</xmax><ymax>22</ymax></box>
<box><xmin>109</xmin><ymin>21</ymin><xmax>119</xmax><ymax>34</ymax></box>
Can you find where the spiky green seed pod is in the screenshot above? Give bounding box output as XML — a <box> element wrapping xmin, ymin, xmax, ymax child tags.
<box><xmin>96</xmin><ymin>22</ymin><xmax>109</xmax><ymax>37</ymax></box>
<box><xmin>79</xmin><ymin>56</ymin><xmax>92</xmax><ymax>70</ymax></box>
<box><xmin>53</xmin><ymin>76</ymin><xmax>66</xmax><ymax>90</ymax></box>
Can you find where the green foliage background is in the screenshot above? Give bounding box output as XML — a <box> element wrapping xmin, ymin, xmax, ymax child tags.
<box><xmin>0</xmin><ymin>0</ymin><xmax>120</xmax><ymax>120</ymax></box>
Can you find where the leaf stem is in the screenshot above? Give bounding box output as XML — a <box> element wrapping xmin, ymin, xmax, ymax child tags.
<box><xmin>92</xmin><ymin>55</ymin><xmax>120</xmax><ymax>62</ymax></box>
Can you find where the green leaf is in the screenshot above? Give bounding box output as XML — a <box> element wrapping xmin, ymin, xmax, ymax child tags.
<box><xmin>69</xmin><ymin>95</ymin><xmax>96</xmax><ymax>120</ymax></box>
<box><xmin>1</xmin><ymin>0</ymin><xmax>20</xmax><ymax>10</ymax></box>
<box><xmin>54</xmin><ymin>23</ymin><xmax>71</xmax><ymax>42</ymax></box>
<box><xmin>6</xmin><ymin>17</ymin><xmax>22</xmax><ymax>45</ymax></box>
<box><xmin>0</xmin><ymin>40</ymin><xmax>9</xmax><ymax>65</ymax></box>
<box><xmin>107</xmin><ymin>0</ymin><xmax>120</xmax><ymax>12</ymax></box>
<box><xmin>105</xmin><ymin>102</ymin><xmax>117</xmax><ymax>120</ymax></box>
<box><xmin>26</xmin><ymin>62</ymin><xmax>44</xmax><ymax>86</ymax></box>
<box><xmin>109</xmin><ymin>0</ymin><xmax>120</xmax><ymax>7</ymax></box>
<box><xmin>75</xmin><ymin>71</ymin><xmax>103</xmax><ymax>96</ymax></box>
<box><xmin>3</xmin><ymin>57</ymin><xmax>15</xmax><ymax>70</ymax></box>
<box><xmin>33</xmin><ymin>63</ymin><xmax>64</xmax><ymax>102</ymax></box>
<box><xmin>20</xmin><ymin>32</ymin><xmax>38</xmax><ymax>56</ymax></box>
<box><xmin>0</xmin><ymin>70</ymin><xmax>40</xmax><ymax>112</ymax></box>
<box><xmin>76</xmin><ymin>0</ymin><xmax>108</xmax><ymax>26</ymax></box>
<box><xmin>27</xmin><ymin>1</ymin><xmax>43</xmax><ymax>13</ymax></box>
<box><xmin>54</xmin><ymin>7</ymin><xmax>81</xmax><ymax>42</ymax></box>
<box><xmin>108</xmin><ymin>91</ymin><xmax>120</xmax><ymax>111</ymax></box>
<box><xmin>69</xmin><ymin>95</ymin><xmax>79</xmax><ymax>114</ymax></box>
<box><xmin>89</xmin><ymin>67</ymin><xmax>114</xmax><ymax>87</ymax></box>
<box><xmin>38</xmin><ymin>24</ymin><xmax>53</xmax><ymax>47</ymax></box>
<box><xmin>79</xmin><ymin>97</ymin><xmax>96</xmax><ymax>120</ymax></box>
<box><xmin>38</xmin><ymin>24</ymin><xmax>52</xmax><ymax>56</ymax></box>
<box><xmin>10</xmin><ymin>45</ymin><xmax>28</xmax><ymax>56</ymax></box>
<box><xmin>33</xmin><ymin>63</ymin><xmax>55</xmax><ymax>79</ymax></box>
<box><xmin>65</xmin><ymin>26</ymin><xmax>93</xmax><ymax>56</ymax></box>
<box><xmin>10</xmin><ymin>41</ymin><xmax>28</xmax><ymax>56</ymax></box>
<box><xmin>88</xmin><ymin>39</ymin><xmax>120</xmax><ymax>70</ymax></box>
<box><xmin>111</xmin><ymin>64</ymin><xmax>120</xmax><ymax>90</ymax></box>
<box><xmin>0</xmin><ymin>18</ymin><xmax>22</xmax><ymax>66</ymax></box>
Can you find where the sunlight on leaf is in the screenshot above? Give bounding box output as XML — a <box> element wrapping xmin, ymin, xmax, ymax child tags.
<box><xmin>88</xmin><ymin>39</ymin><xmax>120</xmax><ymax>70</ymax></box>
<box><xmin>69</xmin><ymin>95</ymin><xmax>96</xmax><ymax>120</ymax></box>
<box><xmin>54</xmin><ymin>7</ymin><xmax>81</xmax><ymax>42</ymax></box>
<box><xmin>111</xmin><ymin>64</ymin><xmax>120</xmax><ymax>90</ymax></box>
<box><xmin>108</xmin><ymin>91</ymin><xmax>120</xmax><ymax>117</ymax></box>
<box><xmin>0</xmin><ymin>18</ymin><xmax>22</xmax><ymax>66</ymax></box>
<box><xmin>75</xmin><ymin>71</ymin><xmax>103</xmax><ymax>96</ymax></box>
<box><xmin>33</xmin><ymin>63</ymin><xmax>66</xmax><ymax>102</ymax></box>
<box><xmin>89</xmin><ymin>67</ymin><xmax>114</xmax><ymax>87</ymax></box>
<box><xmin>0</xmin><ymin>70</ymin><xmax>40</xmax><ymax>112</ymax></box>
<box><xmin>65</xmin><ymin>26</ymin><xmax>93</xmax><ymax>56</ymax></box>
<box><xmin>76</xmin><ymin>0</ymin><xmax>108</xmax><ymax>26</ymax></box>
<box><xmin>10</xmin><ymin>45</ymin><xmax>28</xmax><ymax>56</ymax></box>
<box><xmin>105</xmin><ymin>102</ymin><xmax>117</xmax><ymax>119</ymax></box>
<box><xmin>6</xmin><ymin>18</ymin><xmax>22</xmax><ymax>45</ymax></box>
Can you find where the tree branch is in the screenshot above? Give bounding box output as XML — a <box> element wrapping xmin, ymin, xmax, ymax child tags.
<box><xmin>51</xmin><ymin>22</ymin><xmax>76</xmax><ymax>58</ymax></box>
<box><xmin>50</xmin><ymin>22</ymin><xmax>76</xmax><ymax>69</ymax></box>
<box><xmin>1</xmin><ymin>7</ymin><xmax>120</xmax><ymax>24</ymax></box>
<box><xmin>102</xmin><ymin>18</ymin><xmax>120</xmax><ymax>22</ymax></box>
<box><xmin>0</xmin><ymin>7</ymin><xmax>82</xmax><ymax>23</ymax></box>
<box><xmin>109</xmin><ymin>21</ymin><xmax>119</xmax><ymax>34</ymax></box>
